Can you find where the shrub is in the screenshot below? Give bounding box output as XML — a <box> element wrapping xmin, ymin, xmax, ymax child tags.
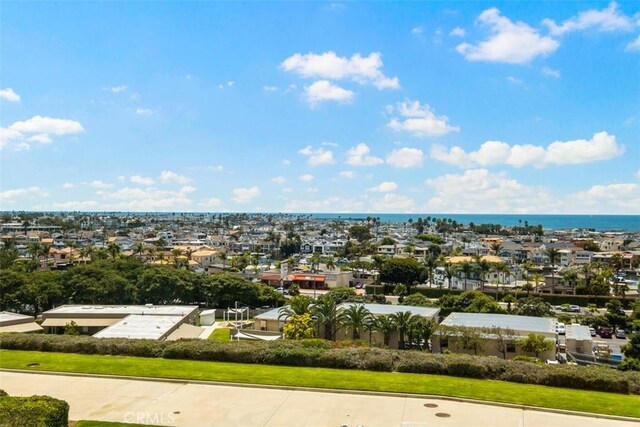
<box><xmin>541</xmin><ymin>365</ymin><xmax>631</xmax><ymax>394</ymax></box>
<box><xmin>0</xmin><ymin>390</ymin><xmax>7</xmax><ymax>397</ymax></box>
<box><xmin>300</xmin><ymin>338</ymin><xmax>333</xmax><ymax>349</ymax></box>
<box><xmin>395</xmin><ymin>352</ymin><xmax>445</xmax><ymax>375</ymax></box>
<box><xmin>0</xmin><ymin>395</ymin><xmax>69</xmax><ymax>427</ymax></box>
<box><xmin>513</xmin><ymin>355</ymin><xmax>543</xmax><ymax>365</ymax></box>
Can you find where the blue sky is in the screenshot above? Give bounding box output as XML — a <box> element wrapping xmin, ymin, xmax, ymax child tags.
<box><xmin>1</xmin><ymin>1</ymin><xmax>639</xmax><ymax>214</ymax></box>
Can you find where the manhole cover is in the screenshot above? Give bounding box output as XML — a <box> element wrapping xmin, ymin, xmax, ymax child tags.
<box><xmin>27</xmin><ymin>363</ymin><xmax>39</xmax><ymax>367</ymax></box>
<box><xmin>435</xmin><ymin>413</ymin><xmax>451</xmax><ymax>418</ymax></box>
<box><xmin>423</xmin><ymin>403</ymin><xmax>438</xmax><ymax>408</ymax></box>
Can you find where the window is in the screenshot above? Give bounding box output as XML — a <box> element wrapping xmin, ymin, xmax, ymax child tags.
<box><xmin>506</xmin><ymin>342</ymin><xmax>516</xmax><ymax>353</ymax></box>
<box><xmin>440</xmin><ymin>337</ymin><xmax>448</xmax><ymax>348</ymax></box>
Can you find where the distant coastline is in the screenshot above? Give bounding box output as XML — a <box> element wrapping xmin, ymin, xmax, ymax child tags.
<box><xmin>4</xmin><ymin>212</ymin><xmax>640</xmax><ymax>232</ymax></box>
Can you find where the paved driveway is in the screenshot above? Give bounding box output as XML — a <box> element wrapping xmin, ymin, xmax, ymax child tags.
<box><xmin>0</xmin><ymin>371</ymin><xmax>635</xmax><ymax>427</ymax></box>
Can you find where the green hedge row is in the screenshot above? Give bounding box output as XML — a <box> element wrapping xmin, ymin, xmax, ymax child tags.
<box><xmin>2</xmin><ymin>333</ymin><xmax>640</xmax><ymax>395</ymax></box>
<box><xmin>366</xmin><ymin>285</ymin><xmax>633</xmax><ymax>307</ymax></box>
<box><xmin>0</xmin><ymin>393</ymin><xmax>69</xmax><ymax>427</ymax></box>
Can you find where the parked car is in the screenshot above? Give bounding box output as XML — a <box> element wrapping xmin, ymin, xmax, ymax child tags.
<box><xmin>556</xmin><ymin>322</ymin><xmax>566</xmax><ymax>335</ymax></box>
<box><xmin>355</xmin><ymin>282</ymin><xmax>364</xmax><ymax>289</ymax></box>
<box><xmin>616</xmin><ymin>329</ymin><xmax>626</xmax><ymax>339</ymax></box>
<box><xmin>589</xmin><ymin>327</ymin><xmax>596</xmax><ymax>337</ymax></box>
<box><xmin>598</xmin><ymin>327</ymin><xmax>613</xmax><ymax>338</ymax></box>
<box><xmin>568</xmin><ymin>305</ymin><xmax>581</xmax><ymax>313</ymax></box>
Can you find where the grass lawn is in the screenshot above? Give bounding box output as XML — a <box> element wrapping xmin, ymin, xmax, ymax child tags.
<box><xmin>1</xmin><ymin>349</ymin><xmax>638</xmax><ymax>418</ymax></box>
<box><xmin>207</xmin><ymin>327</ymin><xmax>231</xmax><ymax>342</ymax></box>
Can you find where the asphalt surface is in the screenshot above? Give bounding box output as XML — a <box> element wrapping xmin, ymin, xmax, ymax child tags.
<box><xmin>1</xmin><ymin>371</ymin><xmax>637</xmax><ymax>427</ymax></box>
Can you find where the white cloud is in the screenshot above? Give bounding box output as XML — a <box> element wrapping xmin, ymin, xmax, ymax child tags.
<box><xmin>53</xmin><ymin>200</ymin><xmax>99</xmax><ymax>210</ymax></box>
<box><xmin>95</xmin><ymin>186</ymin><xmax>195</xmax><ymax>211</ymax></box>
<box><xmin>542</xmin><ymin>67</ymin><xmax>561</xmax><ymax>78</ymax></box>
<box><xmin>346</xmin><ymin>143</ymin><xmax>384</xmax><ymax>166</ymax></box>
<box><xmin>282</xmin><ymin>196</ymin><xmax>364</xmax><ymax>213</ymax></box>
<box><xmin>387</xmin><ymin>100</ymin><xmax>459</xmax><ymax>137</ymax></box>
<box><xmin>26</xmin><ymin>134</ymin><xmax>52</xmax><ymax>144</ymax></box>
<box><xmin>431</xmin><ymin>131</ymin><xmax>623</xmax><ymax>168</ymax></box>
<box><xmin>272</xmin><ymin>176</ymin><xmax>287</xmax><ymax>184</ymax></box>
<box><xmin>10</xmin><ymin>115</ymin><xmax>84</xmax><ymax>135</ymax></box>
<box><xmin>281</xmin><ymin>51</ymin><xmax>399</xmax><ymax>89</ymax></box>
<box><xmin>0</xmin><ymin>187</ymin><xmax>49</xmax><ymax>203</ymax></box>
<box><xmin>543</xmin><ymin>2</ymin><xmax>636</xmax><ymax>36</ymax></box>
<box><xmin>0</xmin><ymin>88</ymin><xmax>20</xmax><ymax>102</ymax></box>
<box><xmin>565</xmin><ymin>182</ymin><xmax>640</xmax><ymax>214</ymax></box>
<box><xmin>636</xmin><ymin>170</ymin><xmax>640</xmax><ymax>180</ymax></box>
<box><xmin>298</xmin><ymin>145</ymin><xmax>336</xmax><ymax>165</ymax></box>
<box><xmin>136</xmin><ymin>108</ymin><xmax>153</xmax><ymax>115</ymax></box>
<box><xmin>130</xmin><ymin>175</ymin><xmax>155</xmax><ymax>186</ymax></box>
<box><xmin>450</xmin><ymin>27</ymin><xmax>466</xmax><ymax>37</ymax></box>
<box><xmin>62</xmin><ymin>183</ymin><xmax>76</xmax><ymax>189</ymax></box>
<box><xmin>232</xmin><ymin>186</ymin><xmax>261</xmax><ymax>203</ymax></box>
<box><xmin>202</xmin><ymin>197</ymin><xmax>222</xmax><ymax>208</ymax></box>
<box><xmin>425</xmin><ymin>169</ymin><xmax>554</xmax><ymax>213</ymax></box>
<box><xmin>89</xmin><ymin>180</ymin><xmax>113</xmax><ymax>189</ymax></box>
<box><xmin>108</xmin><ymin>85</ymin><xmax>128</xmax><ymax>93</ymax></box>
<box><xmin>282</xmin><ymin>159</ymin><xmax>291</xmax><ymax>166</ymax></box>
<box><xmin>368</xmin><ymin>181</ymin><xmax>398</xmax><ymax>192</ymax></box>
<box><xmin>263</xmin><ymin>85</ymin><xmax>278</xmax><ymax>92</ymax></box>
<box><xmin>626</xmin><ymin>35</ymin><xmax>640</xmax><ymax>52</ymax></box>
<box><xmin>340</xmin><ymin>171</ymin><xmax>355</xmax><ymax>179</ymax></box>
<box><xmin>370</xmin><ymin>194</ymin><xmax>416</xmax><ymax>212</ymax></box>
<box><xmin>0</xmin><ymin>127</ymin><xmax>23</xmax><ymax>149</ymax></box>
<box><xmin>304</xmin><ymin>80</ymin><xmax>354</xmax><ymax>106</ymax></box>
<box><xmin>299</xmin><ymin>174</ymin><xmax>314</xmax><ymax>182</ymax></box>
<box><xmin>159</xmin><ymin>170</ymin><xmax>191</xmax><ymax>185</ymax></box>
<box><xmin>411</xmin><ymin>26</ymin><xmax>424</xmax><ymax>35</ymax></box>
<box><xmin>386</xmin><ymin>147</ymin><xmax>424</xmax><ymax>168</ymax></box>
<box><xmin>456</xmin><ymin>8</ymin><xmax>559</xmax><ymax>64</ymax></box>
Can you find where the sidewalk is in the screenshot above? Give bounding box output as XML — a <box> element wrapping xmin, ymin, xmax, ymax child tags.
<box><xmin>1</xmin><ymin>371</ymin><xmax>635</xmax><ymax>427</ymax></box>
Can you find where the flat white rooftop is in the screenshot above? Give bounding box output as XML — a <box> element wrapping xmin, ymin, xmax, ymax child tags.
<box><xmin>440</xmin><ymin>312</ymin><xmax>556</xmax><ymax>335</ymax></box>
<box><xmin>566</xmin><ymin>324</ymin><xmax>592</xmax><ymax>341</ymax></box>
<box><xmin>93</xmin><ymin>314</ymin><xmax>182</xmax><ymax>340</ymax></box>
<box><xmin>44</xmin><ymin>305</ymin><xmax>198</xmax><ymax>317</ymax></box>
<box><xmin>0</xmin><ymin>312</ymin><xmax>36</xmax><ymax>325</ymax></box>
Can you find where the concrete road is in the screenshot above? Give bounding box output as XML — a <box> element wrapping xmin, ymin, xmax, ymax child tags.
<box><xmin>0</xmin><ymin>371</ymin><xmax>636</xmax><ymax>427</ymax></box>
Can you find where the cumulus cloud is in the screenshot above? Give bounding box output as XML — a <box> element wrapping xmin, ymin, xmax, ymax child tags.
<box><xmin>159</xmin><ymin>171</ymin><xmax>191</xmax><ymax>185</ymax></box>
<box><xmin>450</xmin><ymin>27</ymin><xmax>466</xmax><ymax>37</ymax></box>
<box><xmin>304</xmin><ymin>80</ymin><xmax>354</xmax><ymax>106</ymax></box>
<box><xmin>370</xmin><ymin>194</ymin><xmax>416</xmax><ymax>212</ymax></box>
<box><xmin>456</xmin><ymin>8</ymin><xmax>559</xmax><ymax>64</ymax></box>
<box><xmin>565</xmin><ymin>182</ymin><xmax>640</xmax><ymax>214</ymax></box>
<box><xmin>53</xmin><ymin>200</ymin><xmax>99</xmax><ymax>210</ymax></box>
<box><xmin>368</xmin><ymin>181</ymin><xmax>398</xmax><ymax>192</ymax></box>
<box><xmin>0</xmin><ymin>88</ymin><xmax>20</xmax><ymax>102</ymax></box>
<box><xmin>201</xmin><ymin>197</ymin><xmax>222</xmax><ymax>208</ymax></box>
<box><xmin>0</xmin><ymin>187</ymin><xmax>49</xmax><ymax>203</ymax></box>
<box><xmin>130</xmin><ymin>175</ymin><xmax>155</xmax><ymax>186</ymax></box>
<box><xmin>89</xmin><ymin>180</ymin><xmax>113</xmax><ymax>189</ymax></box>
<box><xmin>387</xmin><ymin>100</ymin><xmax>459</xmax><ymax>137</ymax></box>
<box><xmin>96</xmin><ymin>186</ymin><xmax>195</xmax><ymax>211</ymax></box>
<box><xmin>431</xmin><ymin>131</ymin><xmax>623</xmax><ymax>168</ymax></box>
<box><xmin>281</xmin><ymin>51</ymin><xmax>399</xmax><ymax>89</ymax></box>
<box><xmin>299</xmin><ymin>174</ymin><xmax>314</xmax><ymax>182</ymax></box>
<box><xmin>425</xmin><ymin>169</ymin><xmax>554</xmax><ymax>213</ymax></box>
<box><xmin>346</xmin><ymin>143</ymin><xmax>384</xmax><ymax>166</ymax></box>
<box><xmin>1</xmin><ymin>115</ymin><xmax>84</xmax><ymax>150</ymax></box>
<box><xmin>298</xmin><ymin>145</ymin><xmax>336</xmax><ymax>165</ymax></box>
<box><xmin>626</xmin><ymin>35</ymin><xmax>640</xmax><ymax>52</ymax></box>
<box><xmin>543</xmin><ymin>2</ymin><xmax>636</xmax><ymax>36</ymax></box>
<box><xmin>231</xmin><ymin>186</ymin><xmax>261</xmax><ymax>203</ymax></box>
<box><xmin>271</xmin><ymin>176</ymin><xmax>287</xmax><ymax>184</ymax></box>
<box><xmin>386</xmin><ymin>147</ymin><xmax>424</xmax><ymax>168</ymax></box>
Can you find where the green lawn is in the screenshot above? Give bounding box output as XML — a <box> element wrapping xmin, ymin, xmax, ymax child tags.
<box><xmin>1</xmin><ymin>349</ymin><xmax>638</xmax><ymax>418</ymax></box>
<box><xmin>207</xmin><ymin>328</ymin><xmax>231</xmax><ymax>342</ymax></box>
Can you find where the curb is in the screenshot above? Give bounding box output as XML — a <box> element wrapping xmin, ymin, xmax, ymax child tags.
<box><xmin>2</xmin><ymin>368</ymin><xmax>638</xmax><ymax>423</ymax></box>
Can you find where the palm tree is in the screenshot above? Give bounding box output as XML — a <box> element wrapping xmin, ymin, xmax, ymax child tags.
<box><xmin>107</xmin><ymin>242</ymin><xmax>121</xmax><ymax>259</ymax></box>
<box><xmin>133</xmin><ymin>242</ymin><xmax>145</xmax><ymax>259</ymax></box>
<box><xmin>278</xmin><ymin>295</ymin><xmax>313</xmax><ymax>321</ymax></box>
<box><xmin>325</xmin><ymin>255</ymin><xmax>336</xmax><ymax>271</ymax></box>
<box><xmin>40</xmin><ymin>243</ymin><xmax>51</xmax><ymax>266</ymax></box>
<box><xmin>218</xmin><ymin>252</ymin><xmax>228</xmax><ymax>269</ymax></box>
<box><xmin>443</xmin><ymin>262</ymin><xmax>457</xmax><ymax>290</ymax></box>
<box><xmin>407</xmin><ymin>317</ymin><xmax>436</xmax><ymax>351</ymax></box>
<box><xmin>390</xmin><ymin>311</ymin><xmax>414</xmax><ymax>350</ymax></box>
<box><xmin>495</xmin><ymin>262</ymin><xmax>511</xmax><ymax>295</ymax></box>
<box><xmin>309</xmin><ymin>252</ymin><xmax>321</xmax><ymax>273</ymax></box>
<box><xmin>372</xmin><ymin>315</ymin><xmax>396</xmax><ymax>347</ymax></box>
<box><xmin>27</xmin><ymin>242</ymin><xmax>42</xmax><ymax>260</ymax></box>
<box><xmin>171</xmin><ymin>248</ymin><xmax>183</xmax><ymax>268</ymax></box>
<box><xmin>424</xmin><ymin>255</ymin><xmax>439</xmax><ymax>288</ymax></box>
<box><xmin>363</xmin><ymin>316</ymin><xmax>377</xmax><ymax>346</ymax></box>
<box><xmin>545</xmin><ymin>247</ymin><xmax>560</xmax><ymax>294</ymax></box>
<box><xmin>562</xmin><ymin>269</ymin><xmax>579</xmax><ymax>294</ymax></box>
<box><xmin>460</xmin><ymin>261</ymin><xmax>473</xmax><ymax>290</ymax></box>
<box><xmin>532</xmin><ymin>273</ymin><xmax>542</xmax><ymax>293</ymax></box>
<box><xmin>311</xmin><ymin>297</ymin><xmax>339</xmax><ymax>341</ymax></box>
<box><xmin>475</xmin><ymin>258</ymin><xmax>492</xmax><ymax>291</ymax></box>
<box><xmin>490</xmin><ymin>243</ymin><xmax>503</xmax><ymax>256</ymax></box>
<box><xmin>338</xmin><ymin>304</ymin><xmax>372</xmax><ymax>340</ymax></box>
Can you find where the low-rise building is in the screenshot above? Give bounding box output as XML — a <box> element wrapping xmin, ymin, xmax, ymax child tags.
<box><xmin>0</xmin><ymin>312</ymin><xmax>43</xmax><ymax>334</ymax></box>
<box><xmin>565</xmin><ymin>324</ymin><xmax>593</xmax><ymax>355</ymax></box>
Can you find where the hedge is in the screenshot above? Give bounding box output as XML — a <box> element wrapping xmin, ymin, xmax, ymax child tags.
<box><xmin>2</xmin><ymin>333</ymin><xmax>639</xmax><ymax>395</ymax></box>
<box><xmin>0</xmin><ymin>394</ymin><xmax>69</xmax><ymax>427</ymax></box>
<box><xmin>366</xmin><ymin>285</ymin><xmax>634</xmax><ymax>307</ymax></box>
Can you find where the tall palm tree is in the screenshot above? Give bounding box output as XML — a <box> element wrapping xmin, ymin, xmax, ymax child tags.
<box><xmin>443</xmin><ymin>262</ymin><xmax>457</xmax><ymax>290</ymax></box>
<box><xmin>218</xmin><ymin>252</ymin><xmax>227</xmax><ymax>269</ymax></box>
<box><xmin>325</xmin><ymin>255</ymin><xmax>336</xmax><ymax>271</ymax></box>
<box><xmin>562</xmin><ymin>269</ymin><xmax>579</xmax><ymax>294</ymax></box>
<box><xmin>372</xmin><ymin>315</ymin><xmax>396</xmax><ymax>347</ymax></box>
<box><xmin>107</xmin><ymin>242</ymin><xmax>121</xmax><ymax>259</ymax></box>
<box><xmin>460</xmin><ymin>261</ymin><xmax>473</xmax><ymax>290</ymax></box>
<box><xmin>171</xmin><ymin>248</ymin><xmax>183</xmax><ymax>268</ymax></box>
<box><xmin>532</xmin><ymin>273</ymin><xmax>542</xmax><ymax>293</ymax></box>
<box><xmin>133</xmin><ymin>242</ymin><xmax>145</xmax><ymax>259</ymax></box>
<box><xmin>390</xmin><ymin>311</ymin><xmax>414</xmax><ymax>350</ymax></box>
<box><xmin>424</xmin><ymin>255</ymin><xmax>439</xmax><ymax>288</ymax></box>
<box><xmin>490</xmin><ymin>243</ymin><xmax>503</xmax><ymax>256</ymax></box>
<box><xmin>338</xmin><ymin>304</ymin><xmax>372</xmax><ymax>340</ymax></box>
<box><xmin>311</xmin><ymin>297</ymin><xmax>339</xmax><ymax>341</ymax></box>
<box><xmin>545</xmin><ymin>247</ymin><xmax>560</xmax><ymax>294</ymax></box>
<box><xmin>475</xmin><ymin>258</ymin><xmax>492</xmax><ymax>291</ymax></box>
<box><xmin>27</xmin><ymin>242</ymin><xmax>42</xmax><ymax>260</ymax></box>
<box><xmin>278</xmin><ymin>295</ymin><xmax>313</xmax><ymax>321</ymax></box>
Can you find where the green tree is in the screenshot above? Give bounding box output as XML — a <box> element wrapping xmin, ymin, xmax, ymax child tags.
<box><xmin>311</xmin><ymin>296</ymin><xmax>339</xmax><ymax>340</ymax></box>
<box><xmin>401</xmin><ymin>293</ymin><xmax>434</xmax><ymax>307</ymax></box>
<box><xmin>458</xmin><ymin>326</ymin><xmax>484</xmax><ymax>355</ymax></box>
<box><xmin>372</xmin><ymin>315</ymin><xmax>396</xmax><ymax>347</ymax></box>
<box><xmin>545</xmin><ymin>247</ymin><xmax>560</xmax><ymax>294</ymax></box>
<box><xmin>338</xmin><ymin>304</ymin><xmax>372</xmax><ymax>340</ymax></box>
<box><xmin>379</xmin><ymin>258</ymin><xmax>423</xmax><ymax>293</ymax></box>
<box><xmin>278</xmin><ymin>295</ymin><xmax>313</xmax><ymax>320</ymax></box>
<box><xmin>407</xmin><ymin>317</ymin><xmax>436</xmax><ymax>351</ymax></box>
<box><xmin>348</xmin><ymin>224</ymin><xmax>372</xmax><ymax>243</ymax></box>
<box><xmin>518</xmin><ymin>333</ymin><xmax>554</xmax><ymax>359</ymax></box>
<box><xmin>64</xmin><ymin>320</ymin><xmax>80</xmax><ymax>335</ymax></box>
<box><xmin>283</xmin><ymin>313</ymin><xmax>316</xmax><ymax>340</ymax></box>
<box><xmin>487</xmin><ymin>326</ymin><xmax>517</xmax><ymax>359</ymax></box>
<box><xmin>390</xmin><ymin>311</ymin><xmax>414</xmax><ymax>349</ymax></box>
